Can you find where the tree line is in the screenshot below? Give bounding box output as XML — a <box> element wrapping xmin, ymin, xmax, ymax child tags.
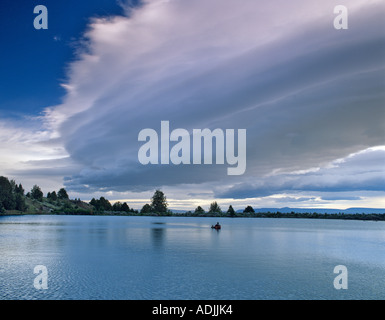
<box><xmin>0</xmin><ymin>176</ymin><xmax>74</xmax><ymax>213</ymax></box>
<box><xmin>1</xmin><ymin>176</ymin><xmax>384</xmax><ymax>220</ymax></box>
<box><xmin>89</xmin><ymin>197</ymin><xmax>137</xmax><ymax>214</ymax></box>
<box><xmin>186</xmin><ymin>205</ymin><xmax>385</xmax><ymax>221</ymax></box>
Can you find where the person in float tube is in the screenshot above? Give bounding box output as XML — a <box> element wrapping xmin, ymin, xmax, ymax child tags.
<box><xmin>212</xmin><ymin>222</ymin><xmax>221</xmax><ymax>229</ymax></box>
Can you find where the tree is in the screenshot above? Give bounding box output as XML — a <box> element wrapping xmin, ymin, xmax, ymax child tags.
<box><xmin>151</xmin><ymin>190</ymin><xmax>168</xmax><ymax>214</ymax></box>
<box><xmin>31</xmin><ymin>185</ymin><xmax>43</xmax><ymax>202</ymax></box>
<box><xmin>19</xmin><ymin>183</ymin><xmax>24</xmax><ymax>195</ymax></box>
<box><xmin>227</xmin><ymin>205</ymin><xmax>235</xmax><ymax>217</ymax></box>
<box><xmin>14</xmin><ymin>183</ymin><xmax>24</xmax><ymax>195</ymax></box>
<box><xmin>0</xmin><ymin>176</ymin><xmax>15</xmax><ymax>210</ymax></box>
<box><xmin>50</xmin><ymin>191</ymin><xmax>57</xmax><ymax>201</ymax></box>
<box><xmin>57</xmin><ymin>188</ymin><xmax>69</xmax><ymax>200</ymax></box>
<box><xmin>121</xmin><ymin>202</ymin><xmax>130</xmax><ymax>212</ymax></box>
<box><xmin>141</xmin><ymin>203</ymin><xmax>152</xmax><ymax>214</ymax></box>
<box><xmin>98</xmin><ymin>197</ymin><xmax>112</xmax><ymax>211</ymax></box>
<box><xmin>89</xmin><ymin>198</ymin><xmax>98</xmax><ymax>210</ymax></box>
<box><xmin>15</xmin><ymin>194</ymin><xmax>27</xmax><ymax>211</ymax></box>
<box><xmin>208</xmin><ymin>201</ymin><xmax>222</xmax><ymax>214</ymax></box>
<box><xmin>243</xmin><ymin>205</ymin><xmax>255</xmax><ymax>213</ymax></box>
<box><xmin>194</xmin><ymin>206</ymin><xmax>205</xmax><ymax>215</ymax></box>
<box><xmin>112</xmin><ymin>201</ymin><xmax>122</xmax><ymax>212</ymax></box>
<box><xmin>9</xmin><ymin>179</ymin><xmax>16</xmax><ymax>193</ymax></box>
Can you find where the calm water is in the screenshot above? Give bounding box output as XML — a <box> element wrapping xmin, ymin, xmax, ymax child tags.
<box><xmin>0</xmin><ymin>215</ymin><xmax>384</xmax><ymax>300</ymax></box>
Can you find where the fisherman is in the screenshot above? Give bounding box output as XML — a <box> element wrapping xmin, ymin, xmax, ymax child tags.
<box><xmin>211</xmin><ymin>222</ymin><xmax>221</xmax><ymax>229</ymax></box>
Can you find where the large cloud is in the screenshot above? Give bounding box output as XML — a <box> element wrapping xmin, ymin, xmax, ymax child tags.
<box><xmin>40</xmin><ymin>0</ymin><xmax>384</xmax><ymax>198</ymax></box>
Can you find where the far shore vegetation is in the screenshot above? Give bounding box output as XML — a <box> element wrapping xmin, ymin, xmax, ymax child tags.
<box><xmin>0</xmin><ymin>176</ymin><xmax>384</xmax><ymax>221</ymax></box>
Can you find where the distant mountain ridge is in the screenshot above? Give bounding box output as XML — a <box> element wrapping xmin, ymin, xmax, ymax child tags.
<box><xmin>234</xmin><ymin>207</ymin><xmax>385</xmax><ymax>214</ymax></box>
<box><xmin>169</xmin><ymin>207</ymin><xmax>385</xmax><ymax>214</ymax></box>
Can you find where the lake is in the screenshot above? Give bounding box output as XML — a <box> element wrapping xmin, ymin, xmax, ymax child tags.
<box><xmin>0</xmin><ymin>215</ymin><xmax>384</xmax><ymax>300</ymax></box>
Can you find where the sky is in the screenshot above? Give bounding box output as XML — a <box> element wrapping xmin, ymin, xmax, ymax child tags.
<box><xmin>0</xmin><ymin>0</ymin><xmax>384</xmax><ymax>211</ymax></box>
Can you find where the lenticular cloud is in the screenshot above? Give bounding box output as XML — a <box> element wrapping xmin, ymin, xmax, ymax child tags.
<box><xmin>41</xmin><ymin>0</ymin><xmax>385</xmax><ymax>197</ymax></box>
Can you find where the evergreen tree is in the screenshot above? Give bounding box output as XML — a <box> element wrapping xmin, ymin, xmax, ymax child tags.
<box><xmin>19</xmin><ymin>183</ymin><xmax>24</xmax><ymax>195</ymax></box>
<box><xmin>15</xmin><ymin>194</ymin><xmax>27</xmax><ymax>211</ymax></box>
<box><xmin>57</xmin><ymin>188</ymin><xmax>69</xmax><ymax>200</ymax></box>
<box><xmin>31</xmin><ymin>185</ymin><xmax>43</xmax><ymax>202</ymax></box>
<box><xmin>50</xmin><ymin>191</ymin><xmax>57</xmax><ymax>201</ymax></box>
<box><xmin>89</xmin><ymin>198</ymin><xmax>100</xmax><ymax>211</ymax></box>
<box><xmin>141</xmin><ymin>203</ymin><xmax>152</xmax><ymax>214</ymax></box>
<box><xmin>0</xmin><ymin>176</ymin><xmax>15</xmax><ymax>210</ymax></box>
<box><xmin>208</xmin><ymin>201</ymin><xmax>222</xmax><ymax>214</ymax></box>
<box><xmin>243</xmin><ymin>205</ymin><xmax>255</xmax><ymax>213</ymax></box>
<box><xmin>227</xmin><ymin>205</ymin><xmax>236</xmax><ymax>217</ymax></box>
<box><xmin>151</xmin><ymin>190</ymin><xmax>168</xmax><ymax>214</ymax></box>
<box><xmin>9</xmin><ymin>179</ymin><xmax>16</xmax><ymax>193</ymax></box>
<box><xmin>194</xmin><ymin>206</ymin><xmax>205</xmax><ymax>215</ymax></box>
<box><xmin>121</xmin><ymin>202</ymin><xmax>130</xmax><ymax>212</ymax></box>
<box><xmin>14</xmin><ymin>183</ymin><xmax>24</xmax><ymax>195</ymax></box>
<box><xmin>99</xmin><ymin>197</ymin><xmax>112</xmax><ymax>211</ymax></box>
<box><xmin>112</xmin><ymin>201</ymin><xmax>122</xmax><ymax>212</ymax></box>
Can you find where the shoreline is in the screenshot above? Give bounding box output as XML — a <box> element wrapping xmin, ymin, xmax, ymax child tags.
<box><xmin>1</xmin><ymin>211</ymin><xmax>384</xmax><ymax>221</ymax></box>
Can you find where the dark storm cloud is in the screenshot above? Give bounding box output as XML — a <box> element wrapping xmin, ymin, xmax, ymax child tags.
<box><xmin>38</xmin><ymin>0</ymin><xmax>384</xmax><ymax>199</ymax></box>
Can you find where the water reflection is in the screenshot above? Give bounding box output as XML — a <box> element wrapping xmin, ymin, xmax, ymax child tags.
<box><xmin>151</xmin><ymin>227</ymin><xmax>166</xmax><ymax>249</ymax></box>
<box><xmin>1</xmin><ymin>215</ymin><xmax>385</xmax><ymax>299</ymax></box>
